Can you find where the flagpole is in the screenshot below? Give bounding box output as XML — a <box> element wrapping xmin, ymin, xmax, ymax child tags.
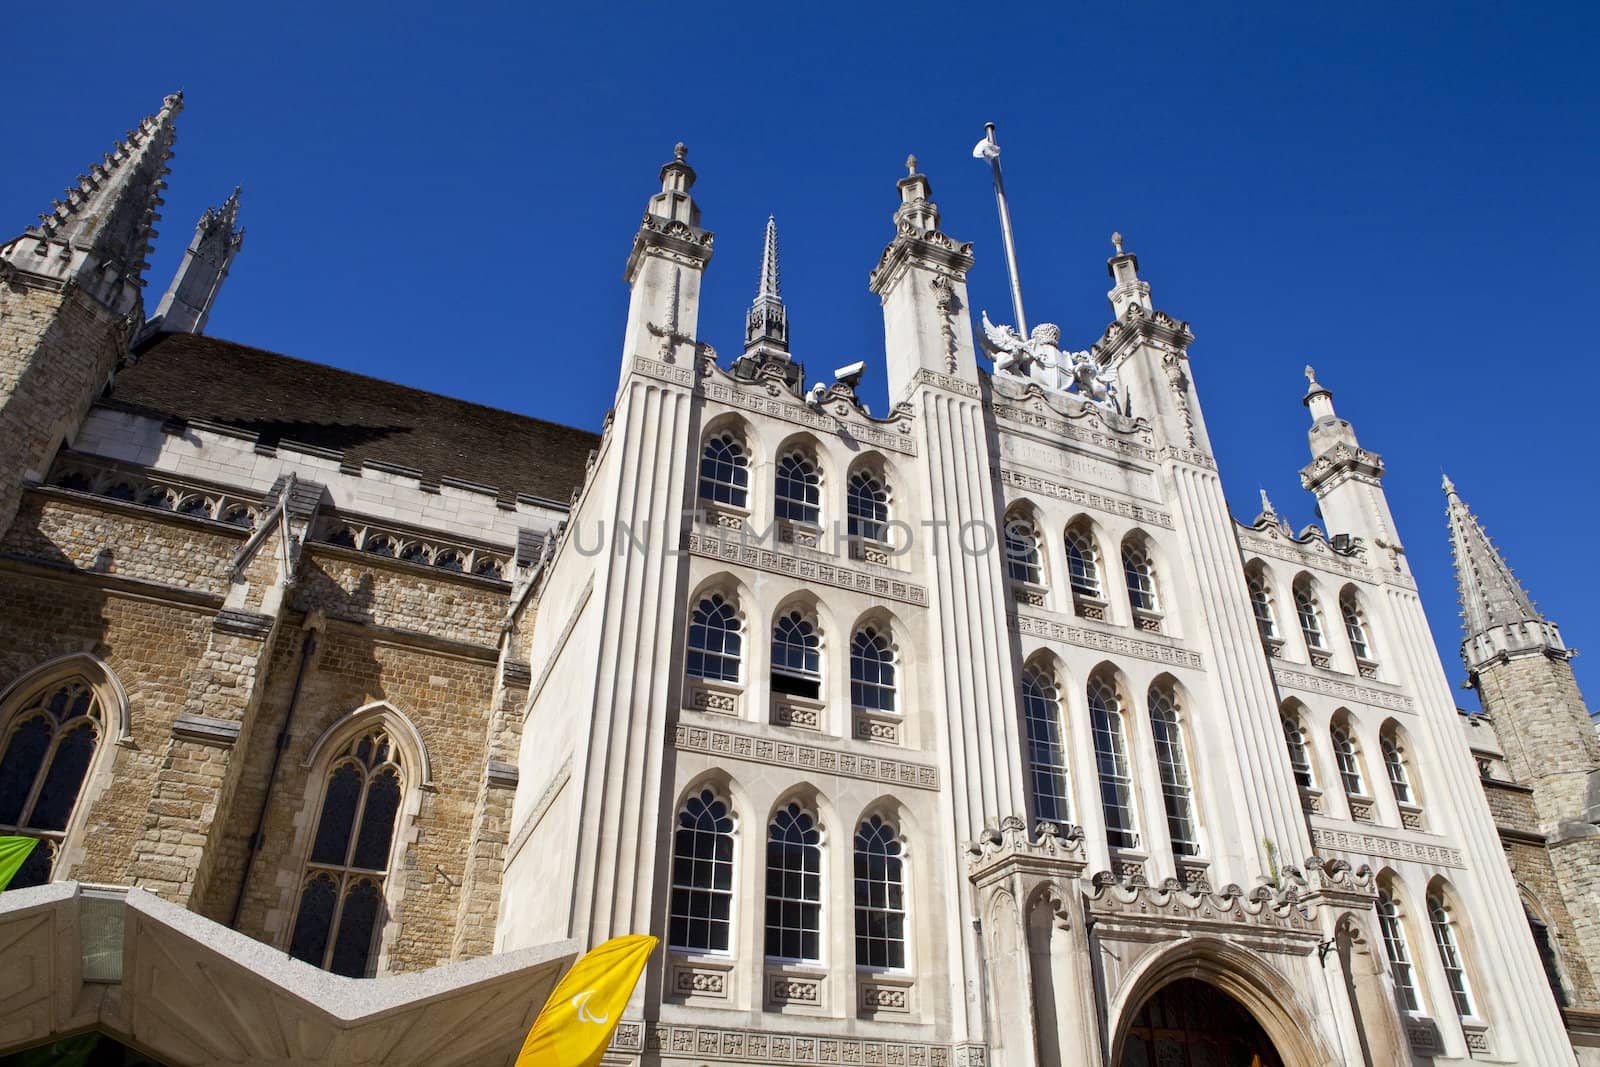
<box><xmin>977</xmin><ymin>121</ymin><xmax>1028</xmax><ymax>336</ymax></box>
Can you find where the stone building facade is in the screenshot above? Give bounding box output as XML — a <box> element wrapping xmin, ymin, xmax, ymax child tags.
<box><xmin>0</xmin><ymin>95</ymin><xmax>1595</xmax><ymax>1065</ymax></box>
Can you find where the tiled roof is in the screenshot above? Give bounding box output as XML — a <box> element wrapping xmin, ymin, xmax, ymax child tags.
<box><xmin>114</xmin><ymin>333</ymin><xmax>598</xmax><ymax>503</ymax></box>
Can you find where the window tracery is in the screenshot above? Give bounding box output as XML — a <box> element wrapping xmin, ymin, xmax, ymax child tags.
<box><xmin>1427</xmin><ymin>891</ymin><xmax>1474</xmax><ymax>1017</ymax></box>
<box><xmin>771</xmin><ymin>611</ymin><xmax>822</xmax><ymax>700</ymax></box>
<box><xmin>775</xmin><ymin>452</ymin><xmax>821</xmax><ymax>526</ymax></box>
<box><xmin>1064</xmin><ymin>525</ymin><xmax>1102</xmax><ymax>598</ymax></box>
<box><xmin>1021</xmin><ymin>665</ymin><xmax>1071</xmax><ymax>825</ymax></box>
<box><xmin>669</xmin><ymin>789</ymin><xmax>735</xmax><ymax>953</ymax></box>
<box><xmin>1004</xmin><ymin>508</ymin><xmax>1044</xmax><ymax>585</ymax></box>
<box><xmin>849</xmin><ymin>627</ymin><xmax>896</xmax><ymax>713</ymax></box>
<box><xmin>700</xmin><ymin>432</ymin><xmax>750</xmax><ymax>509</ymax></box>
<box><xmin>1377</xmin><ymin>887</ymin><xmax>1421</xmax><ymax>1012</ymax></box>
<box><xmin>1341</xmin><ymin>588</ymin><xmax>1374</xmax><ymax>661</ymax></box>
<box><xmin>1331</xmin><ymin>722</ymin><xmax>1367</xmax><ymax>797</ymax></box>
<box><xmin>0</xmin><ymin>678</ymin><xmax>104</xmax><ymax>890</ymax></box>
<box><xmin>846</xmin><ymin>471</ymin><xmax>890</xmax><ymax>545</ymax></box>
<box><xmin>1089</xmin><ymin>675</ymin><xmax>1137</xmax><ymax>848</ymax></box>
<box><xmin>1123</xmin><ymin>539</ymin><xmax>1159</xmax><ymax>613</ymax></box>
<box><xmin>1248</xmin><ymin>569</ymin><xmax>1278</xmax><ymax>641</ymax></box>
<box><xmin>765</xmin><ymin>803</ymin><xmax>822</xmax><ymax>961</ymax></box>
<box><xmin>1294</xmin><ymin>576</ymin><xmax>1326</xmax><ymax>651</ymax></box>
<box><xmin>853</xmin><ymin>816</ymin><xmax>905</xmax><ymax>969</ymax></box>
<box><xmin>687</xmin><ymin>593</ymin><xmax>743</xmax><ymax>683</ymax></box>
<box><xmin>1281</xmin><ymin>712</ymin><xmax>1315</xmax><ymax>790</ymax></box>
<box><xmin>1149</xmin><ymin>684</ymin><xmax>1198</xmax><ymax>858</ymax></box>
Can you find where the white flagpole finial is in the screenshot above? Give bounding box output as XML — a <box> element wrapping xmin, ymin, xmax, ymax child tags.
<box><xmin>973</xmin><ymin>122</ymin><xmax>1027</xmax><ymax>335</ymax></box>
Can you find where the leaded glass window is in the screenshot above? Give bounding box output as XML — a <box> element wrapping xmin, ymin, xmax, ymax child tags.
<box><xmin>775</xmin><ymin>452</ymin><xmax>821</xmax><ymax>525</ymax></box>
<box><xmin>1022</xmin><ymin>666</ymin><xmax>1071</xmax><ymax>824</ymax></box>
<box><xmin>1249</xmin><ymin>572</ymin><xmax>1278</xmax><ymax>640</ymax></box>
<box><xmin>850</xmin><ymin>627</ymin><xmax>896</xmax><ymax>712</ymax></box>
<box><xmin>1123</xmin><ymin>541</ymin><xmax>1158</xmax><ymax>612</ymax></box>
<box><xmin>765</xmin><ymin>803</ymin><xmax>822</xmax><ymax>961</ymax></box>
<box><xmin>0</xmin><ymin>679</ymin><xmax>103</xmax><ymax>890</ymax></box>
<box><xmin>290</xmin><ymin>729</ymin><xmax>403</xmax><ymax>977</ymax></box>
<box><xmin>1004</xmin><ymin>510</ymin><xmax>1043</xmax><ymax>585</ymax></box>
<box><xmin>1089</xmin><ymin>677</ymin><xmax>1137</xmax><ymax>848</ymax></box>
<box><xmin>1065</xmin><ymin>526</ymin><xmax>1101</xmax><ymax>597</ymax></box>
<box><xmin>847</xmin><ymin>472</ymin><xmax>889</xmax><ymax>544</ymax></box>
<box><xmin>687</xmin><ymin>594</ymin><xmax>742</xmax><ymax>683</ymax></box>
<box><xmin>1331</xmin><ymin>724</ymin><xmax>1366</xmax><ymax>796</ymax></box>
<box><xmin>1149</xmin><ymin>685</ymin><xmax>1198</xmax><ymax>857</ymax></box>
<box><xmin>699</xmin><ymin>432</ymin><xmax>750</xmax><ymax>508</ymax></box>
<box><xmin>1342</xmin><ymin>590</ymin><xmax>1372</xmax><ymax>660</ymax></box>
<box><xmin>854</xmin><ymin>816</ymin><xmax>905</xmax><ymax>969</ymax></box>
<box><xmin>771</xmin><ymin>612</ymin><xmax>821</xmax><ymax>699</ymax></box>
<box><xmin>1382</xmin><ymin>735</ymin><xmax>1412</xmax><ymax>805</ymax></box>
<box><xmin>1295</xmin><ymin>578</ymin><xmax>1325</xmax><ymax>650</ymax></box>
<box><xmin>1377</xmin><ymin>889</ymin><xmax>1421</xmax><ymax>1012</ymax></box>
<box><xmin>669</xmin><ymin>790</ymin><xmax>735</xmax><ymax>952</ymax></box>
<box><xmin>1428</xmin><ymin>893</ymin><xmax>1474</xmax><ymax>1017</ymax></box>
<box><xmin>1282</xmin><ymin>713</ymin><xmax>1315</xmax><ymax>789</ymax></box>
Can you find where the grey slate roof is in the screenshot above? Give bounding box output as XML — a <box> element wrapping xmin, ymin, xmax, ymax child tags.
<box><xmin>114</xmin><ymin>333</ymin><xmax>599</xmax><ymax>504</ymax></box>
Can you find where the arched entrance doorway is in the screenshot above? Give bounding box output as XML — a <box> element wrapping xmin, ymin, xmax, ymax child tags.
<box><xmin>1120</xmin><ymin>978</ymin><xmax>1284</xmax><ymax>1066</ymax></box>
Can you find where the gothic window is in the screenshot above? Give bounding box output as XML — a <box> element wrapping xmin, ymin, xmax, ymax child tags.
<box><xmin>1524</xmin><ymin>902</ymin><xmax>1569</xmax><ymax>1008</ymax></box>
<box><xmin>219</xmin><ymin>503</ymin><xmax>254</xmax><ymax>528</ymax></box>
<box><xmin>699</xmin><ymin>432</ymin><xmax>750</xmax><ymax>509</ymax></box>
<box><xmin>1065</xmin><ymin>525</ymin><xmax>1102</xmax><ymax>597</ymax></box>
<box><xmin>1089</xmin><ymin>675</ymin><xmax>1137</xmax><ymax>849</ymax></box>
<box><xmin>1341</xmin><ymin>588</ymin><xmax>1373</xmax><ymax>660</ymax></box>
<box><xmin>472</xmin><ymin>557</ymin><xmax>504</xmax><ymax>579</ymax></box>
<box><xmin>669</xmin><ymin>789</ymin><xmax>735</xmax><ymax>953</ymax></box>
<box><xmin>765</xmin><ymin>803</ymin><xmax>822</xmax><ymax>961</ymax></box>
<box><xmin>1248</xmin><ymin>569</ymin><xmax>1278</xmax><ymax>640</ymax></box>
<box><xmin>850</xmin><ymin>627</ymin><xmax>896</xmax><ymax>712</ymax></box>
<box><xmin>1281</xmin><ymin>712</ymin><xmax>1315</xmax><ymax>789</ymax></box>
<box><xmin>433</xmin><ymin>548</ymin><xmax>466</xmax><ymax>573</ymax></box>
<box><xmin>289</xmin><ymin>729</ymin><xmax>403</xmax><ymax>977</ymax></box>
<box><xmin>399</xmin><ymin>542</ymin><xmax>428</xmax><ymax>565</ymax></box>
<box><xmin>1427</xmin><ymin>892</ymin><xmax>1474</xmax><ymax>1017</ymax></box>
<box><xmin>365</xmin><ymin>534</ymin><xmax>397</xmax><ymax>558</ymax></box>
<box><xmin>853</xmin><ymin>816</ymin><xmax>905</xmax><ymax>969</ymax></box>
<box><xmin>1123</xmin><ymin>538</ymin><xmax>1159</xmax><ymax>612</ymax></box>
<box><xmin>847</xmin><ymin>471</ymin><xmax>889</xmax><ymax>544</ymax></box>
<box><xmin>775</xmin><ymin>452</ymin><xmax>821</xmax><ymax>525</ymax></box>
<box><xmin>1021</xmin><ymin>665</ymin><xmax>1071</xmax><ymax>825</ymax></box>
<box><xmin>1381</xmin><ymin>733</ymin><xmax>1412</xmax><ymax>806</ymax></box>
<box><xmin>0</xmin><ymin>679</ymin><xmax>103</xmax><ymax>890</ymax></box>
<box><xmin>687</xmin><ymin>593</ymin><xmax>742</xmax><ymax>683</ymax></box>
<box><xmin>1149</xmin><ymin>683</ymin><xmax>1199</xmax><ymax>858</ymax></box>
<box><xmin>771</xmin><ymin>611</ymin><xmax>821</xmax><ymax>700</ymax></box>
<box><xmin>1294</xmin><ymin>576</ymin><xmax>1325</xmax><ymax>650</ymax></box>
<box><xmin>1377</xmin><ymin>888</ymin><xmax>1421</xmax><ymax>1012</ymax></box>
<box><xmin>1004</xmin><ymin>508</ymin><xmax>1044</xmax><ymax>585</ymax></box>
<box><xmin>1331</xmin><ymin>722</ymin><xmax>1367</xmax><ymax>796</ymax></box>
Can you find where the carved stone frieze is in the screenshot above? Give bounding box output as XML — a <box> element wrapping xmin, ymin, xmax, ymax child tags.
<box><xmin>908</xmin><ymin>367</ymin><xmax>980</xmax><ymax>399</ymax></box>
<box><xmin>700</xmin><ymin>375</ymin><xmax>916</xmax><ymax>456</ymax></box>
<box><xmin>1271</xmin><ymin>666</ymin><xmax>1415</xmax><ymax>711</ymax></box>
<box><xmin>1009</xmin><ymin>610</ymin><xmax>1203</xmax><ymax>670</ymax></box>
<box><xmin>674</xmin><ymin>724</ymin><xmax>939</xmax><ymax>790</ymax></box>
<box><xmin>966</xmin><ymin>816</ymin><xmax>1086</xmax><ymax>881</ymax></box>
<box><xmin>628</xmin><ymin>1023</ymin><xmax>957</xmax><ymax>1066</ymax></box>
<box><xmin>991</xmin><ymin>402</ymin><xmax>1156</xmax><ymax>459</ymax></box>
<box><xmin>1310</xmin><ymin>827</ymin><xmax>1464</xmax><ymax>868</ymax></box>
<box><xmin>630</xmin><ymin>356</ymin><xmax>695</xmax><ymax>386</ymax></box>
<box><xmin>996</xmin><ymin>467</ymin><xmax>1173</xmax><ymax>528</ymax></box>
<box><xmin>686</xmin><ymin>531</ymin><xmax>928</xmax><ymax>606</ymax></box>
<box><xmin>1084</xmin><ymin>874</ymin><xmax>1317</xmax><ymax>934</ymax></box>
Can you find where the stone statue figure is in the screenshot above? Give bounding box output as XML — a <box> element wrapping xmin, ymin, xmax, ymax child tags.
<box><xmin>979</xmin><ymin>311</ymin><xmax>1121</xmax><ymax>410</ymax></box>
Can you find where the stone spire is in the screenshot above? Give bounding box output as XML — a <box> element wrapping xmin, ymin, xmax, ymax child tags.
<box><xmin>1444</xmin><ymin>474</ymin><xmax>1567</xmax><ymax>674</ymax></box>
<box><xmin>1</xmin><ymin>92</ymin><xmax>183</xmax><ymax>318</ymax></box>
<box><xmin>743</xmin><ymin>215</ymin><xmax>789</xmax><ymax>362</ymax></box>
<box><xmin>1105</xmin><ymin>230</ymin><xmax>1151</xmax><ymax>319</ymax></box>
<box><xmin>145</xmin><ymin>187</ymin><xmax>244</xmax><ymax>338</ymax></box>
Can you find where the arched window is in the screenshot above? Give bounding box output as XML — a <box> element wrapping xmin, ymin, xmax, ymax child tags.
<box><xmin>1064</xmin><ymin>525</ymin><xmax>1102</xmax><ymax>597</ymax></box>
<box><xmin>668</xmin><ymin>789</ymin><xmax>735</xmax><ymax>953</ymax></box>
<box><xmin>766</xmin><ymin>803</ymin><xmax>822</xmax><ymax>961</ymax></box>
<box><xmin>1248</xmin><ymin>568</ymin><xmax>1278</xmax><ymax>640</ymax></box>
<box><xmin>1427</xmin><ymin>892</ymin><xmax>1474</xmax><ymax>1017</ymax></box>
<box><xmin>1089</xmin><ymin>675</ymin><xmax>1137</xmax><ymax>848</ymax></box>
<box><xmin>1004</xmin><ymin>508</ymin><xmax>1044</xmax><ymax>585</ymax></box>
<box><xmin>771</xmin><ymin>611</ymin><xmax>821</xmax><ymax>700</ymax></box>
<box><xmin>850</xmin><ymin>627</ymin><xmax>896</xmax><ymax>712</ymax></box>
<box><xmin>1331</xmin><ymin>722</ymin><xmax>1366</xmax><ymax>796</ymax></box>
<box><xmin>1377</xmin><ymin>887</ymin><xmax>1421</xmax><ymax>1012</ymax></box>
<box><xmin>853</xmin><ymin>816</ymin><xmax>905</xmax><ymax>969</ymax></box>
<box><xmin>847</xmin><ymin>470</ymin><xmax>890</xmax><ymax>544</ymax></box>
<box><xmin>289</xmin><ymin>729</ymin><xmax>403</xmax><ymax>977</ymax></box>
<box><xmin>775</xmin><ymin>451</ymin><xmax>821</xmax><ymax>525</ymax></box>
<box><xmin>0</xmin><ymin>678</ymin><xmax>104</xmax><ymax>890</ymax></box>
<box><xmin>1294</xmin><ymin>576</ymin><xmax>1325</xmax><ymax>650</ymax></box>
<box><xmin>1281</xmin><ymin>712</ymin><xmax>1315</xmax><ymax>789</ymax></box>
<box><xmin>1381</xmin><ymin>733</ymin><xmax>1412</xmax><ymax>806</ymax></box>
<box><xmin>687</xmin><ymin>593</ymin><xmax>742</xmax><ymax>683</ymax></box>
<box><xmin>1341</xmin><ymin>588</ymin><xmax>1373</xmax><ymax>661</ymax></box>
<box><xmin>1524</xmin><ymin>902</ymin><xmax>1569</xmax><ymax>1008</ymax></box>
<box><xmin>1123</xmin><ymin>539</ymin><xmax>1159</xmax><ymax>613</ymax></box>
<box><xmin>1149</xmin><ymin>683</ymin><xmax>1198</xmax><ymax>857</ymax></box>
<box><xmin>699</xmin><ymin>432</ymin><xmax>750</xmax><ymax>508</ymax></box>
<box><xmin>1021</xmin><ymin>665</ymin><xmax>1071</xmax><ymax>824</ymax></box>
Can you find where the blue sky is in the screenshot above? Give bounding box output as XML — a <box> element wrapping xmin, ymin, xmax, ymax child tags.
<box><xmin>5</xmin><ymin>2</ymin><xmax>1597</xmax><ymax>707</ymax></box>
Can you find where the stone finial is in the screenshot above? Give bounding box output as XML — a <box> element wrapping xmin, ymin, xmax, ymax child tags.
<box><xmin>1111</xmin><ymin>231</ymin><xmax>1124</xmax><ymax>255</ymax></box>
<box><xmin>1304</xmin><ymin>364</ymin><xmax>1319</xmax><ymax>389</ymax></box>
<box><xmin>1259</xmin><ymin>487</ymin><xmax>1277</xmax><ymax>517</ymax></box>
<box><xmin>144</xmin><ymin>185</ymin><xmax>246</xmax><ymax>338</ymax></box>
<box><xmin>905</xmin><ymin>154</ymin><xmax>918</xmax><ymax>176</ymax></box>
<box><xmin>1441</xmin><ymin>471</ymin><xmax>1457</xmax><ymax>497</ymax></box>
<box><xmin>673</xmin><ymin>142</ymin><xmax>687</xmax><ymax>161</ymax></box>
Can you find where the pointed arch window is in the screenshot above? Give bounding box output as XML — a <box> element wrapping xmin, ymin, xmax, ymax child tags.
<box><xmin>1331</xmin><ymin>723</ymin><xmax>1366</xmax><ymax>796</ymax></box>
<box><xmin>775</xmin><ymin>452</ymin><xmax>821</xmax><ymax>525</ymax></box>
<box><xmin>1004</xmin><ymin>509</ymin><xmax>1044</xmax><ymax>585</ymax></box>
<box><xmin>669</xmin><ymin>789</ymin><xmax>735</xmax><ymax>953</ymax></box>
<box><xmin>850</xmin><ymin>627</ymin><xmax>896</xmax><ymax>712</ymax></box>
<box><xmin>1341</xmin><ymin>589</ymin><xmax>1373</xmax><ymax>660</ymax></box>
<box><xmin>289</xmin><ymin>729</ymin><xmax>403</xmax><ymax>977</ymax></box>
<box><xmin>1524</xmin><ymin>903</ymin><xmax>1569</xmax><ymax>1008</ymax></box>
<box><xmin>1281</xmin><ymin>713</ymin><xmax>1315</xmax><ymax>789</ymax></box>
<box><xmin>771</xmin><ymin>611</ymin><xmax>821</xmax><ymax>700</ymax></box>
<box><xmin>687</xmin><ymin>593</ymin><xmax>742</xmax><ymax>683</ymax></box>
<box><xmin>1065</xmin><ymin>526</ymin><xmax>1102</xmax><ymax>597</ymax></box>
<box><xmin>847</xmin><ymin>471</ymin><xmax>890</xmax><ymax>544</ymax></box>
<box><xmin>1149</xmin><ymin>684</ymin><xmax>1198</xmax><ymax>857</ymax></box>
<box><xmin>1248</xmin><ymin>571</ymin><xmax>1278</xmax><ymax>640</ymax></box>
<box><xmin>0</xmin><ymin>678</ymin><xmax>103</xmax><ymax>890</ymax></box>
<box><xmin>1089</xmin><ymin>676</ymin><xmax>1137</xmax><ymax>848</ymax></box>
<box><xmin>1427</xmin><ymin>892</ymin><xmax>1474</xmax><ymax>1017</ymax></box>
<box><xmin>1123</xmin><ymin>540</ymin><xmax>1159</xmax><ymax>612</ymax></box>
<box><xmin>1381</xmin><ymin>735</ymin><xmax>1412</xmax><ymax>806</ymax></box>
<box><xmin>1021</xmin><ymin>666</ymin><xmax>1071</xmax><ymax>824</ymax></box>
<box><xmin>766</xmin><ymin>803</ymin><xmax>822</xmax><ymax>961</ymax></box>
<box><xmin>699</xmin><ymin>432</ymin><xmax>750</xmax><ymax>509</ymax></box>
<box><xmin>1294</xmin><ymin>578</ymin><xmax>1325</xmax><ymax>650</ymax></box>
<box><xmin>1377</xmin><ymin>888</ymin><xmax>1421</xmax><ymax>1012</ymax></box>
<box><xmin>853</xmin><ymin>816</ymin><xmax>905</xmax><ymax>969</ymax></box>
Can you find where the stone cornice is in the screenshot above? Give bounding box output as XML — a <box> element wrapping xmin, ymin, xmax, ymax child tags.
<box><xmin>699</xmin><ymin>368</ymin><xmax>917</xmax><ymax>456</ymax></box>
<box><xmin>1084</xmin><ymin>878</ymin><xmax>1318</xmax><ymax>937</ymax></box>
<box><xmin>868</xmin><ymin>224</ymin><xmax>974</xmax><ymax>294</ymax></box>
<box><xmin>991</xmin><ymin>403</ymin><xmax>1157</xmax><ymax>461</ymax></box>
<box><xmin>908</xmin><ymin>367</ymin><xmax>981</xmax><ymax>399</ymax></box>
<box><xmin>996</xmin><ymin>468</ymin><xmax>1173</xmax><ymax>529</ymax></box>
<box><xmin>1271</xmin><ymin>665</ymin><xmax>1414</xmax><ymax>711</ymax></box>
<box><xmin>624</xmin><ymin>212</ymin><xmax>714</xmax><ymax>281</ymax></box>
<box><xmin>1091</xmin><ymin>303</ymin><xmax>1195</xmax><ymax>364</ymax></box>
<box><xmin>1009</xmin><ymin>610</ymin><xmax>1203</xmax><ymax>670</ymax></box>
<box><xmin>965</xmin><ymin>816</ymin><xmax>1087</xmax><ymax>882</ymax></box>
<box><xmin>686</xmin><ymin>531</ymin><xmax>928</xmax><ymax>606</ymax></box>
<box><xmin>674</xmin><ymin>723</ymin><xmax>940</xmax><ymax>790</ymax></box>
<box><xmin>1309</xmin><ymin>826</ymin><xmax>1465</xmax><ymax>868</ymax></box>
<box><xmin>1300</xmin><ymin>441</ymin><xmax>1385</xmax><ymax>494</ymax></box>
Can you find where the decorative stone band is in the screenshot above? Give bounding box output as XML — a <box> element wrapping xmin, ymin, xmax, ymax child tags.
<box><xmin>1084</xmin><ymin>877</ymin><xmax>1318</xmax><ymax>935</ymax></box>
<box><xmin>48</xmin><ymin>452</ymin><xmax>264</xmax><ymax>529</ymax></box>
<box><xmin>992</xmin><ymin>404</ymin><xmax>1157</xmax><ymax>460</ymax></box>
<box><xmin>1009</xmin><ymin>611</ymin><xmax>1203</xmax><ymax>670</ymax></box>
<box><xmin>687</xmin><ymin>532</ymin><xmax>929</xmax><ymax>606</ymax></box>
<box><xmin>674</xmin><ymin>724</ymin><xmax>939</xmax><ymax>790</ymax></box>
<box><xmin>630</xmin><ymin>355</ymin><xmax>696</xmax><ymax>387</ymax></box>
<box><xmin>1310</xmin><ymin>827</ymin><xmax>1465</xmax><ymax>869</ymax></box>
<box><xmin>1237</xmin><ymin>530</ymin><xmax>1384</xmax><ymax>586</ymax></box>
<box><xmin>700</xmin><ymin>378</ymin><xmax>916</xmax><ymax>456</ymax></box>
<box><xmin>1155</xmin><ymin>445</ymin><xmax>1219</xmax><ymax>470</ymax></box>
<box><xmin>171</xmin><ymin>713</ymin><xmax>242</xmax><ymax>748</ymax></box>
<box><xmin>908</xmin><ymin>368</ymin><xmax>981</xmax><ymax>399</ymax></box>
<box><xmin>1272</xmin><ymin>666</ymin><xmax>1415</xmax><ymax>711</ymax></box>
<box><xmin>996</xmin><ymin>467</ymin><xmax>1174</xmax><ymax>529</ymax></box>
<box><xmin>613</xmin><ymin>1021</ymin><xmax>961</xmax><ymax>1067</ymax></box>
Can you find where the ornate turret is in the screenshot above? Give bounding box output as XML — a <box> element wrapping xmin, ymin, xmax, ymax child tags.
<box><xmin>1297</xmin><ymin>366</ymin><xmax>1399</xmax><ymax>557</ymax></box>
<box><xmin>619</xmin><ymin>144</ymin><xmax>714</xmax><ymax>387</ymax></box>
<box><xmin>1105</xmin><ymin>230</ymin><xmax>1151</xmax><ymax>319</ymax></box>
<box><xmin>144</xmin><ymin>188</ymin><xmax>244</xmax><ymax>338</ymax></box>
<box><xmin>0</xmin><ymin>92</ymin><xmax>183</xmax><ymax>319</ymax></box>
<box><xmin>743</xmin><ymin>216</ymin><xmax>789</xmax><ymax>361</ymax></box>
<box><xmin>1444</xmin><ymin>474</ymin><xmax>1568</xmax><ymax>677</ymax></box>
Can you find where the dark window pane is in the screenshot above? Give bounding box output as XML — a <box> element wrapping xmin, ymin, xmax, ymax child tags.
<box><xmin>330</xmin><ymin>878</ymin><xmax>382</xmax><ymax>977</ymax></box>
<box><xmin>351</xmin><ymin>769</ymin><xmax>401</xmax><ymax>869</ymax></box>
<box><xmin>29</xmin><ymin>721</ymin><xmax>98</xmax><ymax>832</ymax></box>
<box><xmin>0</xmin><ymin>716</ymin><xmax>51</xmax><ymax>825</ymax></box>
<box><xmin>310</xmin><ymin>764</ymin><xmax>362</xmax><ymax>865</ymax></box>
<box><xmin>5</xmin><ymin>837</ymin><xmax>55</xmax><ymax>890</ymax></box>
<box><xmin>289</xmin><ymin>873</ymin><xmax>338</xmax><ymax>967</ymax></box>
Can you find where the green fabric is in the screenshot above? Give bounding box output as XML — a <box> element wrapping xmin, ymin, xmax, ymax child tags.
<box><xmin>6</xmin><ymin>1033</ymin><xmax>102</xmax><ymax>1067</ymax></box>
<box><xmin>0</xmin><ymin>836</ymin><xmax>39</xmax><ymax>891</ymax></box>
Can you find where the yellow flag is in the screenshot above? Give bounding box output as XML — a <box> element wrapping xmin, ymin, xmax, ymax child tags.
<box><xmin>515</xmin><ymin>934</ymin><xmax>657</xmax><ymax>1067</ymax></box>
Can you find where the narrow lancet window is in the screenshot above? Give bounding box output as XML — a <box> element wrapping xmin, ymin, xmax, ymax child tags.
<box><xmin>765</xmin><ymin>803</ymin><xmax>822</xmax><ymax>961</ymax></box>
<box><xmin>1377</xmin><ymin>888</ymin><xmax>1421</xmax><ymax>1012</ymax></box>
<box><xmin>669</xmin><ymin>790</ymin><xmax>735</xmax><ymax>953</ymax></box>
<box><xmin>853</xmin><ymin>816</ymin><xmax>905</xmax><ymax>969</ymax></box>
<box><xmin>1021</xmin><ymin>666</ymin><xmax>1071</xmax><ymax>824</ymax></box>
<box><xmin>1428</xmin><ymin>893</ymin><xmax>1474</xmax><ymax>1017</ymax></box>
<box><xmin>1089</xmin><ymin>676</ymin><xmax>1137</xmax><ymax>848</ymax></box>
<box><xmin>1149</xmin><ymin>684</ymin><xmax>1198</xmax><ymax>857</ymax></box>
